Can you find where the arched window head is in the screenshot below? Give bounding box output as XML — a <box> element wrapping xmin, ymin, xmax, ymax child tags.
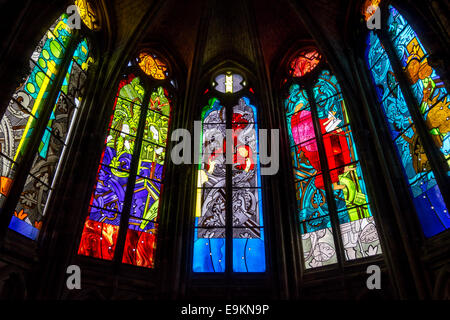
<box><xmin>363</xmin><ymin>2</ymin><xmax>449</xmax><ymax>238</ymax></box>
<box><xmin>75</xmin><ymin>0</ymin><xmax>101</xmax><ymax>31</ymax></box>
<box><xmin>288</xmin><ymin>47</ymin><xmax>322</xmax><ymax>78</ymax></box>
<box><xmin>193</xmin><ymin>69</ymin><xmax>266</xmax><ymax>273</ymax></box>
<box><xmin>77</xmin><ymin>50</ymin><xmax>175</xmax><ymax>269</ymax></box>
<box><xmin>212</xmin><ymin>71</ymin><xmax>246</xmax><ymax>94</ymax></box>
<box><xmin>283</xmin><ymin>47</ymin><xmax>382</xmax><ymax>269</ymax></box>
<box><xmin>137</xmin><ymin>51</ymin><xmax>170</xmax><ymax>80</ymax></box>
<box><xmin>0</xmin><ymin>4</ymin><xmax>98</xmax><ymax>240</ymax></box>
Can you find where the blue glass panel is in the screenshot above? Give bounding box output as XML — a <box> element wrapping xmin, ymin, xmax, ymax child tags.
<box><xmin>233</xmin><ymin>228</ymin><xmax>266</xmax><ymax>272</ymax></box>
<box><xmin>300</xmin><ymin>214</ymin><xmax>332</xmax><ymax>234</ymax></box>
<box><xmin>313</xmin><ymin>70</ymin><xmax>342</xmax><ymax>102</ymax></box>
<box><xmin>295</xmin><ymin>175</ymin><xmax>329</xmax><ymax>223</ymax></box>
<box><xmin>367</xmin><ymin>28</ymin><xmax>449</xmax><ymax>237</ymax></box>
<box><xmin>193</xmin><ymin>227</ymin><xmax>226</xmax><ymax>272</ymax></box>
<box><xmin>410</xmin><ymin>171</ymin><xmax>450</xmax><ymax>237</ymax></box>
<box><xmin>9</xmin><ymin>215</ymin><xmax>40</xmax><ymax>240</ymax></box>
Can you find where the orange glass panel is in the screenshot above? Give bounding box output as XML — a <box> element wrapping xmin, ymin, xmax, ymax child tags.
<box><xmin>362</xmin><ymin>0</ymin><xmax>381</xmax><ymax>22</ymax></box>
<box><xmin>138</xmin><ymin>52</ymin><xmax>168</xmax><ymax>80</ymax></box>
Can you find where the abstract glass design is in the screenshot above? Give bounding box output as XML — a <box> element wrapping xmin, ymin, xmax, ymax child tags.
<box><xmin>75</xmin><ymin>0</ymin><xmax>100</xmax><ymax>30</ymax></box>
<box><xmin>193</xmin><ymin>97</ymin><xmax>266</xmax><ymax>272</ymax></box>
<box><xmin>289</xmin><ymin>48</ymin><xmax>322</xmax><ymax>78</ymax></box>
<box><xmin>387</xmin><ymin>5</ymin><xmax>449</xmax><ymax>166</ymax></box>
<box><xmin>78</xmin><ymin>74</ymin><xmax>171</xmax><ymax>268</ymax></box>
<box><xmin>285</xmin><ymin>68</ymin><xmax>381</xmax><ymax>269</ymax></box>
<box><xmin>214</xmin><ymin>73</ymin><xmax>245</xmax><ymax>94</ymax></box>
<box><xmin>0</xmin><ymin>13</ymin><xmax>94</xmax><ymax>240</ymax></box>
<box><xmin>232</xmin><ymin>97</ymin><xmax>265</xmax><ymax>272</ymax></box>
<box><xmin>366</xmin><ymin>29</ymin><xmax>449</xmax><ymax>237</ymax></box>
<box><xmin>362</xmin><ymin>0</ymin><xmax>381</xmax><ymax>22</ymax></box>
<box><xmin>194</xmin><ymin>98</ymin><xmax>227</xmax><ymax>272</ymax></box>
<box><xmin>138</xmin><ymin>52</ymin><xmax>169</xmax><ymax>80</ymax></box>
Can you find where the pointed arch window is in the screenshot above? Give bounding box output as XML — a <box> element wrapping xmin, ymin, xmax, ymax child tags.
<box><xmin>0</xmin><ymin>2</ymin><xmax>99</xmax><ymax>240</ymax></box>
<box><xmin>283</xmin><ymin>47</ymin><xmax>382</xmax><ymax>269</ymax></box>
<box><xmin>363</xmin><ymin>2</ymin><xmax>449</xmax><ymax>237</ymax></box>
<box><xmin>77</xmin><ymin>51</ymin><xmax>174</xmax><ymax>269</ymax></box>
<box><xmin>193</xmin><ymin>71</ymin><xmax>266</xmax><ymax>273</ymax></box>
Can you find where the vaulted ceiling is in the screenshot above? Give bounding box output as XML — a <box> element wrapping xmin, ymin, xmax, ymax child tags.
<box><xmin>107</xmin><ymin>0</ymin><xmax>316</xmax><ymax>76</ymax></box>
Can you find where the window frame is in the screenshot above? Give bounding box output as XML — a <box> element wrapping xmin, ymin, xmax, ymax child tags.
<box><xmin>0</xmin><ymin>10</ymin><xmax>99</xmax><ymax>243</ymax></box>
<box><xmin>76</xmin><ymin>52</ymin><xmax>177</xmax><ymax>271</ymax></box>
<box><xmin>281</xmin><ymin>50</ymin><xmax>384</xmax><ymax>273</ymax></box>
<box><xmin>362</xmin><ymin>2</ymin><xmax>450</xmax><ymax>240</ymax></box>
<box><xmin>190</xmin><ymin>69</ymin><xmax>269</xmax><ymax>278</ymax></box>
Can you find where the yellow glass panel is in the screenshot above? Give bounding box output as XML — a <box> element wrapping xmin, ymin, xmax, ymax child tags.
<box><xmin>76</xmin><ymin>0</ymin><xmax>100</xmax><ymax>30</ymax></box>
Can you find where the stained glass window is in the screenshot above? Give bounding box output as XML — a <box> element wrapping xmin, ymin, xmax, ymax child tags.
<box><xmin>138</xmin><ymin>52</ymin><xmax>169</xmax><ymax>80</ymax></box>
<box><xmin>213</xmin><ymin>72</ymin><xmax>245</xmax><ymax>94</ymax></box>
<box><xmin>78</xmin><ymin>52</ymin><xmax>174</xmax><ymax>268</ymax></box>
<box><xmin>75</xmin><ymin>0</ymin><xmax>101</xmax><ymax>31</ymax></box>
<box><xmin>364</xmin><ymin>3</ymin><xmax>449</xmax><ymax>238</ymax></box>
<box><xmin>193</xmin><ymin>76</ymin><xmax>266</xmax><ymax>273</ymax></box>
<box><xmin>284</xmin><ymin>50</ymin><xmax>382</xmax><ymax>269</ymax></box>
<box><xmin>288</xmin><ymin>48</ymin><xmax>322</xmax><ymax>78</ymax></box>
<box><xmin>0</xmin><ymin>6</ymin><xmax>96</xmax><ymax>240</ymax></box>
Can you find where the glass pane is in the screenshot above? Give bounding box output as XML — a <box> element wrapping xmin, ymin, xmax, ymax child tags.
<box><xmin>72</xmin><ymin>38</ymin><xmax>93</xmax><ymax>71</ymax></box>
<box><xmin>291</xmin><ymin>141</ymin><xmax>321</xmax><ymax>180</ymax></box>
<box><xmin>315</xmin><ymin>93</ymin><xmax>349</xmax><ymax>132</ymax></box>
<box><xmin>295</xmin><ymin>175</ymin><xmax>330</xmax><ymax>223</ymax></box>
<box><xmin>149</xmin><ymin>86</ymin><xmax>171</xmax><ymax>116</ymax></box>
<box><xmin>101</xmin><ymin>130</ymin><xmax>136</xmax><ymax>172</ymax></box>
<box><xmin>322</xmin><ymin>126</ymin><xmax>359</xmax><ymax>170</ymax></box>
<box><xmin>201</xmin><ymin>98</ymin><xmax>225</xmax><ymax>123</ymax></box>
<box><xmin>78</xmin><ymin>216</ymin><xmax>119</xmax><ymax>260</ymax></box>
<box><xmin>193</xmin><ymin>228</ymin><xmax>226</xmax><ymax>272</ymax></box>
<box><xmin>89</xmin><ymin>165</ymin><xmax>130</xmax><ymax>213</ymax></box>
<box><xmin>287</xmin><ymin>107</ymin><xmax>315</xmax><ymax>146</ymax></box>
<box><xmin>379</xmin><ymin>86</ymin><xmax>412</xmax><ymax>140</ymax></box>
<box><xmin>388</xmin><ymin>5</ymin><xmax>449</xmax><ymax>166</ymax></box>
<box><xmin>367</xmin><ymin>28</ymin><xmax>449</xmax><ymax>237</ymax></box>
<box><xmin>340</xmin><ymin>215</ymin><xmax>382</xmax><ymax>261</ymax></box>
<box><xmin>313</xmin><ymin>70</ymin><xmax>342</xmax><ymax>103</ymax></box>
<box><xmin>410</xmin><ymin>171</ymin><xmax>450</xmax><ymax>237</ymax></box>
<box><xmin>330</xmin><ymin>162</ymin><xmax>370</xmax><ymax>212</ymax></box>
<box><xmin>30</xmin><ymin>130</ymin><xmax>64</xmax><ymax>188</ymax></box>
<box><xmin>10</xmin><ymin>174</ymin><xmax>50</xmax><ymax>240</ymax></box>
<box><xmin>285</xmin><ymin>85</ymin><xmax>311</xmax><ymax>147</ymax></box>
<box><xmin>0</xmin><ymin>61</ymin><xmax>54</xmax><ymax>164</ymax></box>
<box><xmin>0</xmin><ymin>155</ymin><xmax>16</xmax><ymax>200</ymax></box>
<box><xmin>140</xmin><ymin>140</ymin><xmax>166</xmax><ymax>166</ymax></box>
<box><xmin>423</xmin><ymin>99</ymin><xmax>450</xmax><ymax>160</ymax></box>
<box><xmin>288</xmin><ymin>48</ymin><xmax>322</xmax><ymax>78</ymax></box>
<box><xmin>86</xmin><ymin>205</ymin><xmax>121</xmax><ymax>227</ymax></box>
<box><xmin>232</xmin><ymin>188</ymin><xmax>263</xmax><ymax>227</ymax></box>
<box><xmin>122</xmin><ymin>219</ymin><xmax>157</xmax><ymax>268</ymax></box>
<box><xmin>131</xmin><ymin>177</ymin><xmax>162</xmax><ymax>222</ymax></box>
<box><xmin>233</xmin><ymin>228</ymin><xmax>266</xmax><ymax>272</ymax></box>
<box><xmin>302</xmin><ymin>227</ymin><xmax>337</xmax><ymax>269</ymax></box>
<box><xmin>195</xmin><ymin>188</ymin><xmax>226</xmax><ymax>228</ymax></box>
